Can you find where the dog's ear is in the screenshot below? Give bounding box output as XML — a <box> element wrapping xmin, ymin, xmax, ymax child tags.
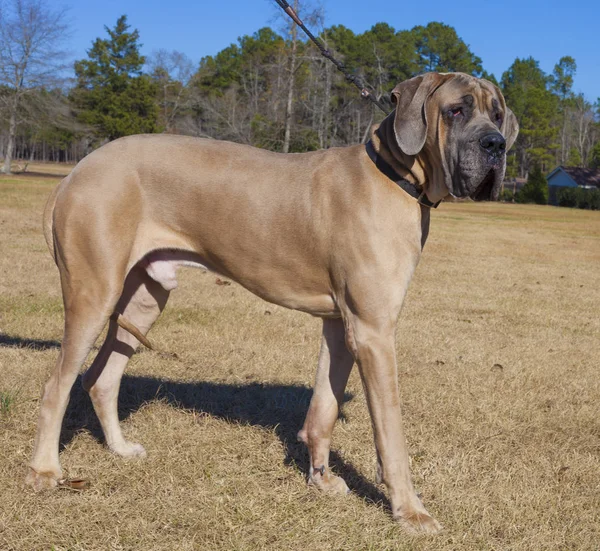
<box><xmin>486</xmin><ymin>80</ymin><xmax>519</xmax><ymax>152</ymax></box>
<box><xmin>502</xmin><ymin>107</ymin><xmax>519</xmax><ymax>151</ymax></box>
<box><xmin>390</xmin><ymin>73</ymin><xmax>447</xmax><ymax>156</ymax></box>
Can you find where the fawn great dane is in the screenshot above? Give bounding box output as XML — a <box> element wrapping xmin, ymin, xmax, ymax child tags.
<box><xmin>27</xmin><ymin>72</ymin><xmax>517</xmax><ymax>534</ymax></box>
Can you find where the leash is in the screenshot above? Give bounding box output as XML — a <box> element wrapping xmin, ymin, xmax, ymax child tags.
<box><xmin>274</xmin><ymin>0</ymin><xmax>389</xmax><ymax>114</ymax></box>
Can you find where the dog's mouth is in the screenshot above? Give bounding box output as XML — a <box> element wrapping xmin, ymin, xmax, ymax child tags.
<box><xmin>471</xmin><ymin>168</ymin><xmax>497</xmax><ymax>201</ymax></box>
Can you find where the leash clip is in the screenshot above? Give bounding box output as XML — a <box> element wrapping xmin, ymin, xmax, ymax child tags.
<box><xmin>417</xmin><ymin>190</ymin><xmax>441</xmax><ymax>209</ymax></box>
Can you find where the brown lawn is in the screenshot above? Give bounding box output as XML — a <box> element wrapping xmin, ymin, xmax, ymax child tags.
<box><xmin>0</xmin><ymin>169</ymin><xmax>599</xmax><ymax>550</ymax></box>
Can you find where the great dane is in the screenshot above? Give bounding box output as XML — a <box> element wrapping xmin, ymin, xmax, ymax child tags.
<box><xmin>26</xmin><ymin>72</ymin><xmax>517</xmax><ymax>533</ymax></box>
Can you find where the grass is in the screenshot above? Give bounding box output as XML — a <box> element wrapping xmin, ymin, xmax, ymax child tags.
<box><xmin>0</xmin><ymin>389</ymin><xmax>19</xmax><ymax>417</ymax></box>
<box><xmin>0</xmin><ymin>166</ymin><xmax>599</xmax><ymax>550</ymax></box>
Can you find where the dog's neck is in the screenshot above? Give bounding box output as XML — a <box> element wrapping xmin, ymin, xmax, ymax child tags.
<box><xmin>370</xmin><ymin>116</ymin><xmax>426</xmax><ymax>188</ymax></box>
<box><xmin>370</xmin><ymin>115</ymin><xmax>448</xmax><ymax>204</ymax></box>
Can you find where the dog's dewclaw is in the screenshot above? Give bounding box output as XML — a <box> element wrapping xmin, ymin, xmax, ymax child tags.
<box><xmin>115</xmin><ymin>313</ymin><xmax>153</xmax><ymax>350</ymax></box>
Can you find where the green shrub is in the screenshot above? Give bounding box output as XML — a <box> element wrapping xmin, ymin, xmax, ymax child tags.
<box><xmin>515</xmin><ymin>165</ymin><xmax>548</xmax><ymax>204</ymax></box>
<box><xmin>499</xmin><ymin>189</ymin><xmax>514</xmax><ymax>202</ymax></box>
<box><xmin>557</xmin><ymin>187</ymin><xmax>578</xmax><ymax>207</ymax></box>
<box><xmin>586</xmin><ymin>189</ymin><xmax>600</xmax><ymax>210</ymax></box>
<box><xmin>557</xmin><ymin>187</ymin><xmax>600</xmax><ymax>210</ymax></box>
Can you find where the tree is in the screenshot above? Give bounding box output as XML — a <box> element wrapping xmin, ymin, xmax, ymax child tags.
<box><xmin>551</xmin><ymin>56</ymin><xmax>577</xmax><ymax>100</ymax></box>
<box><xmin>191</xmin><ymin>27</ymin><xmax>286</xmax><ymax>146</ymax></box>
<box><xmin>6</xmin><ymin>86</ymin><xmax>85</xmax><ymax>162</ymax></box>
<box><xmin>148</xmin><ymin>49</ymin><xmax>194</xmax><ymax>133</ymax></box>
<box><xmin>571</xmin><ymin>93</ymin><xmax>595</xmax><ymax>166</ymax></box>
<box><xmin>551</xmin><ymin>56</ymin><xmax>577</xmax><ymax>164</ymax></box>
<box><xmin>591</xmin><ymin>139</ymin><xmax>600</xmax><ymax>169</ymax></box>
<box><xmin>567</xmin><ymin>147</ymin><xmax>582</xmax><ymax>166</ymax></box>
<box><xmin>0</xmin><ymin>0</ymin><xmax>70</xmax><ymax>173</ymax></box>
<box><xmin>411</xmin><ymin>22</ymin><xmax>483</xmax><ymax>76</ymax></box>
<box><xmin>72</xmin><ymin>15</ymin><xmax>159</xmax><ymax>142</ymax></box>
<box><xmin>281</xmin><ymin>0</ymin><xmax>299</xmax><ymax>153</ymax></box>
<box><xmin>501</xmin><ymin>57</ymin><xmax>558</xmax><ymax>175</ymax></box>
<box><xmin>330</xmin><ymin>23</ymin><xmax>417</xmax><ymax>96</ymax></box>
<box><xmin>516</xmin><ymin>164</ymin><xmax>548</xmax><ymax>204</ymax></box>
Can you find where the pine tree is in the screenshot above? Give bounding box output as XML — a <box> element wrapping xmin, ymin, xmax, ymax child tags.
<box><xmin>411</xmin><ymin>22</ymin><xmax>483</xmax><ymax>76</ymax></box>
<box><xmin>501</xmin><ymin>58</ymin><xmax>559</xmax><ymax>175</ymax></box>
<box><xmin>516</xmin><ymin>165</ymin><xmax>548</xmax><ymax>204</ymax></box>
<box><xmin>72</xmin><ymin>15</ymin><xmax>159</xmax><ymax>142</ymax></box>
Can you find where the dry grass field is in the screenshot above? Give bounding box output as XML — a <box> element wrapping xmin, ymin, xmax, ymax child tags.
<box><xmin>0</xmin><ymin>164</ymin><xmax>599</xmax><ymax>550</ymax></box>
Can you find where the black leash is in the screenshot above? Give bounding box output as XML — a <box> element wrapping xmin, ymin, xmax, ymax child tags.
<box><xmin>274</xmin><ymin>0</ymin><xmax>390</xmax><ymax>114</ymax></box>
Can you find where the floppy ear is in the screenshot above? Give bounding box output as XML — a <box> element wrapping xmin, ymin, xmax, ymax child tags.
<box><xmin>487</xmin><ymin>80</ymin><xmax>519</xmax><ymax>152</ymax></box>
<box><xmin>390</xmin><ymin>73</ymin><xmax>447</xmax><ymax>156</ymax></box>
<box><xmin>502</xmin><ymin>107</ymin><xmax>519</xmax><ymax>151</ymax></box>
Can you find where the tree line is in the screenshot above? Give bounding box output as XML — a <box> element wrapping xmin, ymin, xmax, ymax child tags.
<box><xmin>0</xmin><ymin>0</ymin><xmax>598</xmax><ymax>180</ymax></box>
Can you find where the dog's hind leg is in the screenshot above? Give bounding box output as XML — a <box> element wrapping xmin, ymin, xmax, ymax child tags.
<box><xmin>26</xmin><ymin>279</ymin><xmax>120</xmax><ymax>491</ymax></box>
<box><xmin>82</xmin><ymin>267</ymin><xmax>170</xmax><ymax>458</ymax></box>
<box><xmin>297</xmin><ymin>317</ymin><xmax>354</xmax><ymax>494</ymax></box>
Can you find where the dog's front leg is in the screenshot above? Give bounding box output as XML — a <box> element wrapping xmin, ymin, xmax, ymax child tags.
<box><xmin>346</xmin><ymin>314</ymin><xmax>442</xmax><ymax>534</ymax></box>
<box><xmin>298</xmin><ymin>318</ymin><xmax>354</xmax><ymax>494</ymax></box>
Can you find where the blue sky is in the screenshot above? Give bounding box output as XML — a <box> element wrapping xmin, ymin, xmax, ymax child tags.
<box><xmin>54</xmin><ymin>0</ymin><xmax>598</xmax><ymax>101</ymax></box>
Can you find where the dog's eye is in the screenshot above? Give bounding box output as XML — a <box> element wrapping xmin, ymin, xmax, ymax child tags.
<box><xmin>448</xmin><ymin>107</ymin><xmax>463</xmax><ymax>118</ymax></box>
<box><xmin>495</xmin><ymin>112</ymin><xmax>503</xmax><ymax>127</ymax></box>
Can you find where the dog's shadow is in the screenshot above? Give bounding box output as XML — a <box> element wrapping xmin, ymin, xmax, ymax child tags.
<box><xmin>0</xmin><ymin>333</ymin><xmax>61</xmax><ymax>350</ymax></box>
<box><xmin>62</xmin><ymin>373</ymin><xmax>389</xmax><ymax>509</ymax></box>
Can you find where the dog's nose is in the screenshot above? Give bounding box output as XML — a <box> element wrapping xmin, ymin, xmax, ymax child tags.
<box><xmin>479</xmin><ymin>133</ymin><xmax>506</xmax><ymax>155</ymax></box>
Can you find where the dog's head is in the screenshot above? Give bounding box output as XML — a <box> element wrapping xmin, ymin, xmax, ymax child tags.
<box><xmin>386</xmin><ymin>72</ymin><xmax>519</xmax><ymax>202</ymax></box>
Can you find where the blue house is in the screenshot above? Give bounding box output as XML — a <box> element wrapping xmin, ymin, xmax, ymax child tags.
<box><xmin>546</xmin><ymin>166</ymin><xmax>600</xmax><ymax>205</ymax></box>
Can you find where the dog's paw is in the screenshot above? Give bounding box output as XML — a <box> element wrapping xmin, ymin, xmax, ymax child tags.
<box><xmin>394</xmin><ymin>509</ymin><xmax>443</xmax><ymax>535</ymax></box>
<box><xmin>308</xmin><ymin>471</ymin><xmax>350</xmax><ymax>495</ymax></box>
<box><xmin>25</xmin><ymin>467</ymin><xmax>61</xmax><ymax>491</ymax></box>
<box><xmin>109</xmin><ymin>440</ymin><xmax>147</xmax><ymax>459</ymax></box>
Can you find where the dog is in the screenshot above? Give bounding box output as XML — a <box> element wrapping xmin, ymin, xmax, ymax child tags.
<box><xmin>26</xmin><ymin>72</ymin><xmax>518</xmax><ymax>534</ymax></box>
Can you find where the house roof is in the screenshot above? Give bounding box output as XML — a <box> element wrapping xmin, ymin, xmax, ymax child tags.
<box><xmin>547</xmin><ymin>166</ymin><xmax>600</xmax><ymax>188</ymax></box>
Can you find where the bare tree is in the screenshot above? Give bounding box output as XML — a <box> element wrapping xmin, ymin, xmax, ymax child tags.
<box><xmin>147</xmin><ymin>49</ymin><xmax>194</xmax><ymax>132</ymax></box>
<box><xmin>282</xmin><ymin>0</ymin><xmax>299</xmax><ymax>153</ymax></box>
<box><xmin>274</xmin><ymin>0</ymin><xmax>323</xmax><ymax>153</ymax></box>
<box><xmin>573</xmin><ymin>94</ymin><xmax>595</xmax><ymax>166</ymax></box>
<box><xmin>0</xmin><ymin>0</ymin><xmax>70</xmax><ymax>173</ymax></box>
